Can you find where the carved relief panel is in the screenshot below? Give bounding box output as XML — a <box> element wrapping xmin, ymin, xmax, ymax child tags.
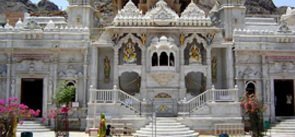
<box><xmin>58</xmin><ymin>65</ymin><xmax>83</xmax><ymax>78</ymax></box>
<box><xmin>267</xmin><ymin>56</ymin><xmax>295</xmax><ymax>74</ymax></box>
<box><xmin>15</xmin><ymin>60</ymin><xmax>49</xmax><ymax>74</ymax></box>
<box><xmin>236</xmin><ymin>65</ymin><xmax>262</xmax><ymax>79</ymax></box>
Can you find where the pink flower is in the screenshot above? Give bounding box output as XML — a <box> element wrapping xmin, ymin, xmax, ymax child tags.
<box><xmin>60</xmin><ymin>106</ymin><xmax>69</xmax><ymax>113</ymax></box>
<box><xmin>0</xmin><ymin>99</ymin><xmax>5</xmax><ymax>105</ymax></box>
<box><xmin>41</xmin><ymin>117</ymin><xmax>46</xmax><ymax>123</ymax></box>
<box><xmin>19</xmin><ymin>104</ymin><xmax>29</xmax><ymax>110</ymax></box>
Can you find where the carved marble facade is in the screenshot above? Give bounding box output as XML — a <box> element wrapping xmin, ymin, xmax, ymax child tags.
<box><xmin>0</xmin><ymin>13</ymin><xmax>90</xmax><ymax>128</ymax></box>
<box><xmin>0</xmin><ymin>0</ymin><xmax>294</xmax><ymax>131</ymax></box>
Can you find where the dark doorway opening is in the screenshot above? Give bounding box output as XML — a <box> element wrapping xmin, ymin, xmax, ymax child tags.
<box><xmin>274</xmin><ymin>80</ymin><xmax>294</xmax><ymax>116</ymax></box>
<box><xmin>21</xmin><ymin>78</ymin><xmax>43</xmax><ymax>117</ymax></box>
<box><xmin>160</xmin><ymin>52</ymin><xmax>168</xmax><ymax>66</ymax></box>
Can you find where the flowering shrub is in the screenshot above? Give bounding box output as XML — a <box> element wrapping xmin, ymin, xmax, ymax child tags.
<box><xmin>47</xmin><ymin>106</ymin><xmax>69</xmax><ymax>117</ymax></box>
<box><xmin>240</xmin><ymin>92</ymin><xmax>266</xmax><ymax>137</ymax></box>
<box><xmin>0</xmin><ymin>97</ymin><xmax>40</xmax><ymax>137</ymax></box>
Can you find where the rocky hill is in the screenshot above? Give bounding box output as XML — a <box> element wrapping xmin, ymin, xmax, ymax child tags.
<box><xmin>0</xmin><ymin>0</ymin><xmax>60</xmax><ymax>14</ymax></box>
<box><xmin>245</xmin><ymin>0</ymin><xmax>287</xmax><ymax>15</ymax></box>
<box><xmin>0</xmin><ymin>0</ymin><xmax>291</xmax><ymax>26</ymax></box>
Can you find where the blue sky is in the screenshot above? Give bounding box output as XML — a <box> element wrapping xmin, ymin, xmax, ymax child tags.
<box><xmin>31</xmin><ymin>0</ymin><xmax>295</xmax><ymax>10</ymax></box>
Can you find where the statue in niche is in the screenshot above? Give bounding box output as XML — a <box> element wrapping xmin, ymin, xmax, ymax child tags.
<box><xmin>141</xmin><ymin>33</ymin><xmax>146</xmax><ymax>45</ymax></box>
<box><xmin>11</xmin><ymin>79</ymin><xmax>15</xmax><ymax>97</ymax></box>
<box><xmin>104</xmin><ymin>56</ymin><xmax>111</xmax><ymax>83</ymax></box>
<box><xmin>179</xmin><ymin>33</ymin><xmax>185</xmax><ymax>45</ymax></box>
<box><xmin>123</xmin><ymin>39</ymin><xmax>137</xmax><ymax>64</ymax></box>
<box><xmin>189</xmin><ymin>44</ymin><xmax>202</xmax><ymax>64</ymax></box>
<box><xmin>211</xmin><ymin>57</ymin><xmax>217</xmax><ymax>82</ymax></box>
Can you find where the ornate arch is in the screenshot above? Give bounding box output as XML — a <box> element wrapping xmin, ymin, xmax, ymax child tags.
<box><xmin>119</xmin><ymin>69</ymin><xmax>141</xmax><ymax>77</ymax></box>
<box><xmin>245</xmin><ymin>81</ymin><xmax>256</xmax><ymax>94</ymax></box>
<box><xmin>182</xmin><ymin>33</ymin><xmax>208</xmax><ymax>51</ymax></box>
<box><xmin>117</xmin><ymin>33</ymin><xmax>143</xmax><ymax>49</ymax></box>
<box><xmin>65</xmin><ymin>80</ymin><xmax>77</xmax><ymax>87</ymax></box>
<box><xmin>154</xmin><ymin>93</ymin><xmax>172</xmax><ymax>98</ymax></box>
<box><xmin>148</xmin><ymin>36</ymin><xmax>179</xmax><ymax>57</ymax></box>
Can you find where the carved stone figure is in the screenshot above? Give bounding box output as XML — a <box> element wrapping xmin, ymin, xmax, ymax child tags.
<box><xmin>211</xmin><ymin>57</ymin><xmax>217</xmax><ymax>82</ymax></box>
<box><xmin>189</xmin><ymin>44</ymin><xmax>202</xmax><ymax>64</ymax></box>
<box><xmin>179</xmin><ymin>33</ymin><xmax>185</xmax><ymax>45</ymax></box>
<box><xmin>11</xmin><ymin>79</ymin><xmax>15</xmax><ymax>97</ymax></box>
<box><xmin>104</xmin><ymin>56</ymin><xmax>111</xmax><ymax>83</ymax></box>
<box><xmin>141</xmin><ymin>33</ymin><xmax>146</xmax><ymax>45</ymax></box>
<box><xmin>123</xmin><ymin>40</ymin><xmax>137</xmax><ymax>64</ymax></box>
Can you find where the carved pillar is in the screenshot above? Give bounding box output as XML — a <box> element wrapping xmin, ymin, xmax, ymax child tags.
<box><xmin>113</xmin><ymin>47</ymin><xmax>119</xmax><ymax>87</ymax></box>
<box><xmin>140</xmin><ymin>47</ymin><xmax>147</xmax><ymax>98</ymax></box>
<box><xmin>6</xmin><ymin>53</ymin><xmax>11</xmax><ymax>99</ymax></box>
<box><xmin>179</xmin><ymin>47</ymin><xmax>186</xmax><ymax>98</ymax></box>
<box><xmin>90</xmin><ymin>46</ymin><xmax>98</xmax><ymax>88</ymax></box>
<box><xmin>15</xmin><ymin>77</ymin><xmax>21</xmax><ymax>99</ymax></box>
<box><xmin>83</xmin><ymin>46</ymin><xmax>89</xmax><ymax>106</ymax></box>
<box><xmin>270</xmin><ymin>79</ymin><xmax>275</xmax><ymax>121</ymax></box>
<box><xmin>206</xmin><ymin>47</ymin><xmax>212</xmax><ymax>89</ymax></box>
<box><xmin>226</xmin><ymin>46</ymin><xmax>234</xmax><ymax>88</ymax></box>
<box><xmin>53</xmin><ymin>53</ymin><xmax>58</xmax><ymax>103</ymax></box>
<box><xmin>43</xmin><ymin>77</ymin><xmax>48</xmax><ymax>117</ymax></box>
<box><xmin>261</xmin><ymin>55</ymin><xmax>268</xmax><ymax>102</ymax></box>
<box><xmin>48</xmin><ymin>77</ymin><xmax>53</xmax><ymax>104</ymax></box>
<box><xmin>262</xmin><ymin>55</ymin><xmax>272</xmax><ymax>120</ymax></box>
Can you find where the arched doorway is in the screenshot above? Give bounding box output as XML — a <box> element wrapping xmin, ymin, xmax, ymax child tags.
<box><xmin>160</xmin><ymin>52</ymin><xmax>168</xmax><ymax>66</ymax></box>
<box><xmin>185</xmin><ymin>72</ymin><xmax>206</xmax><ymax>95</ymax></box>
<box><xmin>21</xmin><ymin>78</ymin><xmax>43</xmax><ymax>117</ymax></box>
<box><xmin>119</xmin><ymin>72</ymin><xmax>141</xmax><ymax>95</ymax></box>
<box><xmin>274</xmin><ymin>80</ymin><xmax>294</xmax><ymax>116</ymax></box>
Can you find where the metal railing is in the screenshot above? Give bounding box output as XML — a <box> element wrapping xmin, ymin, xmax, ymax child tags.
<box><xmin>179</xmin><ymin>85</ymin><xmax>239</xmax><ymax>114</ymax></box>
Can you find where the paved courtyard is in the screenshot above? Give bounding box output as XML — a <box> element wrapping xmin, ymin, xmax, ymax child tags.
<box><xmin>16</xmin><ymin>131</ymin><xmax>293</xmax><ymax>137</ymax></box>
<box><xmin>17</xmin><ymin>131</ymin><xmax>89</xmax><ymax>137</ymax></box>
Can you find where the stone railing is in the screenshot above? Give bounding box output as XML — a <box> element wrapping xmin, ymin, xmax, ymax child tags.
<box><xmin>113</xmin><ymin>17</ymin><xmax>212</xmax><ymax>27</ymax></box>
<box><xmin>179</xmin><ymin>85</ymin><xmax>239</xmax><ymax>114</ymax></box>
<box><xmin>0</xmin><ymin>25</ymin><xmax>89</xmax><ymax>32</ymax></box>
<box><xmin>89</xmin><ymin>85</ymin><xmax>142</xmax><ymax>114</ymax></box>
<box><xmin>234</xmin><ymin>28</ymin><xmax>276</xmax><ymax>35</ymax></box>
<box><xmin>215</xmin><ymin>123</ymin><xmax>244</xmax><ymax>136</ymax></box>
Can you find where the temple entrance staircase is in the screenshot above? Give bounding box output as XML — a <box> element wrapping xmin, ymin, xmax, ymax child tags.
<box><xmin>87</xmin><ymin>85</ymin><xmax>240</xmax><ymax>133</ymax></box>
<box><xmin>17</xmin><ymin>120</ymin><xmax>51</xmax><ymax>133</ymax></box>
<box><xmin>88</xmin><ymin>85</ymin><xmax>239</xmax><ymax>116</ymax></box>
<box><xmin>268</xmin><ymin>117</ymin><xmax>295</xmax><ymax>136</ymax></box>
<box><xmin>133</xmin><ymin>117</ymin><xmax>199</xmax><ymax>137</ymax></box>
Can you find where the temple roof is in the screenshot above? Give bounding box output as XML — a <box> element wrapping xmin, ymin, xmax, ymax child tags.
<box><xmin>113</xmin><ymin>0</ymin><xmax>211</xmax><ymax>27</ymax></box>
<box><xmin>115</xmin><ymin>0</ymin><xmax>142</xmax><ymax>20</ymax></box>
<box><xmin>180</xmin><ymin>1</ymin><xmax>206</xmax><ymax>19</ymax></box>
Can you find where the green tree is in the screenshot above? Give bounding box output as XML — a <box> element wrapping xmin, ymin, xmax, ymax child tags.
<box><xmin>55</xmin><ymin>82</ymin><xmax>76</xmax><ymax>107</ymax></box>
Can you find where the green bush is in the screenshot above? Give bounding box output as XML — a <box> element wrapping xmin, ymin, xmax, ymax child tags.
<box><xmin>55</xmin><ymin>83</ymin><xmax>75</xmax><ymax>106</ymax></box>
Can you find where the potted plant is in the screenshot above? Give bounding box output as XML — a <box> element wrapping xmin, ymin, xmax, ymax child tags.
<box><xmin>53</xmin><ymin>82</ymin><xmax>75</xmax><ymax>137</ymax></box>
<box><xmin>240</xmin><ymin>92</ymin><xmax>266</xmax><ymax>137</ymax></box>
<box><xmin>55</xmin><ymin>82</ymin><xmax>75</xmax><ymax>107</ymax></box>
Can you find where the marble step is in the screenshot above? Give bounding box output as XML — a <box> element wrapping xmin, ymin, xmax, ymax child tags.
<box><xmin>137</xmin><ymin>127</ymin><xmax>192</xmax><ymax>132</ymax></box>
<box><xmin>17</xmin><ymin>121</ymin><xmax>51</xmax><ymax>133</ymax></box>
<box><xmin>135</xmin><ymin>130</ymin><xmax>195</xmax><ymax>135</ymax></box>
<box><xmin>268</xmin><ymin>118</ymin><xmax>295</xmax><ymax>135</ymax></box>
<box><xmin>134</xmin><ymin>118</ymin><xmax>198</xmax><ymax>137</ymax></box>
<box><xmin>133</xmin><ymin>133</ymin><xmax>199</xmax><ymax>137</ymax></box>
<box><xmin>145</xmin><ymin>124</ymin><xmax>186</xmax><ymax>128</ymax></box>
